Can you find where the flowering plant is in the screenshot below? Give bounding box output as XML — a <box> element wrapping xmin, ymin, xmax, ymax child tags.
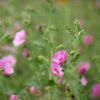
<box><xmin>0</xmin><ymin>0</ymin><xmax>100</xmax><ymax>100</ymax></box>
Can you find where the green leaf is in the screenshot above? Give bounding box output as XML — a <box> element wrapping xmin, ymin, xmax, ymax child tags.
<box><xmin>47</xmin><ymin>79</ymin><xmax>56</xmax><ymax>87</ymax></box>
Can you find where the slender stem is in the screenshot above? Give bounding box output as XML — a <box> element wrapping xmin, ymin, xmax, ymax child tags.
<box><xmin>0</xmin><ymin>33</ymin><xmax>9</xmax><ymax>43</ymax></box>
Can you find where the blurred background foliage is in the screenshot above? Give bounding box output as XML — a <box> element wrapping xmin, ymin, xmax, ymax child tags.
<box><xmin>0</xmin><ymin>0</ymin><xmax>100</xmax><ymax>100</ymax></box>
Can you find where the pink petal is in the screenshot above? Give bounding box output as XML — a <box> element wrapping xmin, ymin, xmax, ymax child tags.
<box><xmin>30</xmin><ymin>86</ymin><xmax>36</xmax><ymax>95</ymax></box>
<box><xmin>3</xmin><ymin>63</ymin><xmax>14</xmax><ymax>75</ymax></box>
<box><xmin>2</xmin><ymin>55</ymin><xmax>17</xmax><ymax>67</ymax></box>
<box><xmin>10</xmin><ymin>95</ymin><xmax>18</xmax><ymax>100</ymax></box>
<box><xmin>13</xmin><ymin>30</ymin><xmax>26</xmax><ymax>46</ymax></box>
<box><xmin>80</xmin><ymin>76</ymin><xmax>88</xmax><ymax>86</ymax></box>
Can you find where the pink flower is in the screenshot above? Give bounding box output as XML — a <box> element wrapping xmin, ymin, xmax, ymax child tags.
<box><xmin>79</xmin><ymin>61</ymin><xmax>91</xmax><ymax>75</ymax></box>
<box><xmin>10</xmin><ymin>95</ymin><xmax>18</xmax><ymax>100</ymax></box>
<box><xmin>22</xmin><ymin>49</ymin><xmax>29</xmax><ymax>57</ymax></box>
<box><xmin>83</xmin><ymin>34</ymin><xmax>94</xmax><ymax>45</ymax></box>
<box><xmin>92</xmin><ymin>84</ymin><xmax>100</xmax><ymax>98</ymax></box>
<box><xmin>80</xmin><ymin>76</ymin><xmax>88</xmax><ymax>86</ymax></box>
<box><xmin>52</xmin><ymin>50</ymin><xmax>68</xmax><ymax>65</ymax></box>
<box><xmin>13</xmin><ymin>30</ymin><xmax>26</xmax><ymax>46</ymax></box>
<box><xmin>51</xmin><ymin>63</ymin><xmax>64</xmax><ymax>77</ymax></box>
<box><xmin>2</xmin><ymin>55</ymin><xmax>17</xmax><ymax>67</ymax></box>
<box><xmin>3</xmin><ymin>63</ymin><xmax>14</xmax><ymax>75</ymax></box>
<box><xmin>30</xmin><ymin>86</ymin><xmax>36</xmax><ymax>95</ymax></box>
<box><xmin>0</xmin><ymin>55</ymin><xmax>17</xmax><ymax>75</ymax></box>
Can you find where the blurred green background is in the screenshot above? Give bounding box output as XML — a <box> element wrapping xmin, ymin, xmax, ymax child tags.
<box><xmin>0</xmin><ymin>0</ymin><xmax>100</xmax><ymax>100</ymax></box>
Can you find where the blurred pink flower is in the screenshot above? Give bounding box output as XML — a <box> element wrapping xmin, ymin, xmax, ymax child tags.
<box><xmin>83</xmin><ymin>34</ymin><xmax>94</xmax><ymax>45</ymax></box>
<box><xmin>0</xmin><ymin>55</ymin><xmax>16</xmax><ymax>75</ymax></box>
<box><xmin>52</xmin><ymin>50</ymin><xmax>68</xmax><ymax>65</ymax></box>
<box><xmin>30</xmin><ymin>86</ymin><xmax>36</xmax><ymax>95</ymax></box>
<box><xmin>79</xmin><ymin>61</ymin><xmax>91</xmax><ymax>75</ymax></box>
<box><xmin>1</xmin><ymin>45</ymin><xmax>16</xmax><ymax>53</ymax></box>
<box><xmin>2</xmin><ymin>55</ymin><xmax>17</xmax><ymax>67</ymax></box>
<box><xmin>51</xmin><ymin>63</ymin><xmax>64</xmax><ymax>77</ymax></box>
<box><xmin>13</xmin><ymin>30</ymin><xmax>26</xmax><ymax>46</ymax></box>
<box><xmin>22</xmin><ymin>49</ymin><xmax>29</xmax><ymax>57</ymax></box>
<box><xmin>10</xmin><ymin>95</ymin><xmax>18</xmax><ymax>100</ymax></box>
<box><xmin>80</xmin><ymin>76</ymin><xmax>88</xmax><ymax>86</ymax></box>
<box><xmin>3</xmin><ymin>63</ymin><xmax>14</xmax><ymax>75</ymax></box>
<box><xmin>92</xmin><ymin>84</ymin><xmax>100</xmax><ymax>98</ymax></box>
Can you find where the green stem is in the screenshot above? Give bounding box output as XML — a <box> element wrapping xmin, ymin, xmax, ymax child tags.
<box><xmin>0</xmin><ymin>33</ymin><xmax>9</xmax><ymax>43</ymax></box>
<box><xmin>0</xmin><ymin>76</ymin><xmax>6</xmax><ymax>100</ymax></box>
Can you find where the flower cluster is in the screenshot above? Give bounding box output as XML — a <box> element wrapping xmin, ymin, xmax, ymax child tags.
<box><xmin>0</xmin><ymin>29</ymin><xmax>27</xmax><ymax>75</ymax></box>
<box><xmin>51</xmin><ymin>50</ymin><xmax>68</xmax><ymax>77</ymax></box>
<box><xmin>78</xmin><ymin>61</ymin><xmax>91</xmax><ymax>86</ymax></box>
<box><xmin>79</xmin><ymin>61</ymin><xmax>91</xmax><ymax>75</ymax></box>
